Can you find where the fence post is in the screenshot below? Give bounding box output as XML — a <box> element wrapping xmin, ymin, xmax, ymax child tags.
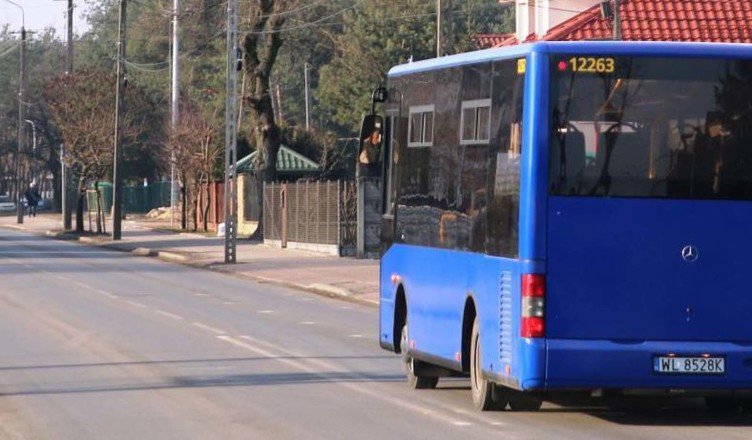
<box><xmin>326</xmin><ymin>181</ymin><xmax>331</xmax><ymax>246</ymax></box>
<box><xmin>337</xmin><ymin>181</ymin><xmax>342</xmax><ymax>252</ymax></box>
<box><xmin>281</xmin><ymin>183</ymin><xmax>288</xmax><ymax>248</ymax></box>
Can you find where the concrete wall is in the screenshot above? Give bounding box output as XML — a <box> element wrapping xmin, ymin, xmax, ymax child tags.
<box><xmin>514</xmin><ymin>0</ymin><xmax>601</xmax><ymax>40</ymax></box>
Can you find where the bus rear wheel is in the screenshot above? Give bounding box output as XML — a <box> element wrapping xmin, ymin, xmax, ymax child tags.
<box><xmin>470</xmin><ymin>318</ymin><xmax>507</xmax><ymax>411</ymax></box>
<box><xmin>401</xmin><ymin>324</ymin><xmax>439</xmax><ymax>389</ymax></box>
<box><xmin>508</xmin><ymin>392</ymin><xmax>543</xmax><ymax>411</ymax></box>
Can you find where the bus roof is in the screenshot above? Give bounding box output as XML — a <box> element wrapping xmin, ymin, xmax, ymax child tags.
<box><xmin>388</xmin><ymin>41</ymin><xmax>752</xmax><ymax>78</ymax></box>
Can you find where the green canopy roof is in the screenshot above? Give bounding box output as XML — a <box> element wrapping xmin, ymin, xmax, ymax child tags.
<box><xmin>236</xmin><ymin>145</ymin><xmax>320</xmax><ymax>174</ymax></box>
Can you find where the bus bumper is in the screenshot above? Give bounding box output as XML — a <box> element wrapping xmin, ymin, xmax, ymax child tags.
<box><xmin>545</xmin><ymin>339</ymin><xmax>752</xmax><ymax>390</ymax></box>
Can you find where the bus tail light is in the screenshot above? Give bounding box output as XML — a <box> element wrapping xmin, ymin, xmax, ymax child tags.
<box><xmin>521</xmin><ymin>274</ymin><xmax>545</xmax><ymax>338</ymax></box>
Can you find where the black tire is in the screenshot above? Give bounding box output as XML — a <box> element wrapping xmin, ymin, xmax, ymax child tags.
<box><xmin>470</xmin><ymin>318</ymin><xmax>505</xmax><ymax>410</ymax></box>
<box><xmin>401</xmin><ymin>324</ymin><xmax>439</xmax><ymax>390</ymax></box>
<box><xmin>508</xmin><ymin>391</ymin><xmax>543</xmax><ymax>411</ymax></box>
<box><xmin>705</xmin><ymin>397</ymin><xmax>740</xmax><ymax>412</ymax></box>
<box><xmin>740</xmin><ymin>400</ymin><xmax>752</xmax><ymax>413</ymax></box>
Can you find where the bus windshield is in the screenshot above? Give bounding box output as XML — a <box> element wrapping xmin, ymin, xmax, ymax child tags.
<box><xmin>549</xmin><ymin>56</ymin><xmax>752</xmax><ymax>200</ymax></box>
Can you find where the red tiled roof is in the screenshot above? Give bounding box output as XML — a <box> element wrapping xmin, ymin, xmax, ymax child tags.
<box><xmin>478</xmin><ymin>0</ymin><xmax>752</xmax><ymax>49</ymax></box>
<box><xmin>475</xmin><ymin>33</ymin><xmax>517</xmax><ymax>48</ymax></box>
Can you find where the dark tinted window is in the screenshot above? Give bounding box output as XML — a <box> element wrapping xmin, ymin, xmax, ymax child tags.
<box><xmin>486</xmin><ymin>60</ymin><xmax>524</xmax><ymax>257</ymax></box>
<box><xmin>390</xmin><ymin>59</ymin><xmax>524</xmax><ymax>258</ymax></box>
<box><xmin>550</xmin><ymin>56</ymin><xmax>752</xmax><ymax>200</ymax></box>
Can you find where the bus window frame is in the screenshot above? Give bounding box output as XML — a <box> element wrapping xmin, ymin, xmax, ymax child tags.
<box><xmin>407</xmin><ymin>105</ymin><xmax>435</xmax><ymax>148</ymax></box>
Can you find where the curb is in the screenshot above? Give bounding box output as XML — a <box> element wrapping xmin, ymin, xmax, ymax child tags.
<box><xmin>9</xmin><ymin>223</ymin><xmax>379</xmax><ymax>308</ymax></box>
<box><xmin>132</xmin><ymin>247</ymin><xmax>157</xmax><ymax>257</ymax></box>
<box><xmin>44</xmin><ymin>230</ymin><xmax>78</xmax><ymax>240</ymax></box>
<box><xmin>227</xmin><ymin>273</ymin><xmax>377</xmax><ymax>308</ymax></box>
<box><xmin>0</xmin><ymin>224</ymin><xmax>26</xmax><ymax>232</ymax></box>
<box><xmin>157</xmin><ymin>251</ymin><xmax>191</xmax><ymax>263</ymax></box>
<box><xmin>305</xmin><ymin>283</ymin><xmax>352</xmax><ymax>298</ymax></box>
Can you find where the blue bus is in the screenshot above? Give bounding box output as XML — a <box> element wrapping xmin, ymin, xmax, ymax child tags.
<box><xmin>370</xmin><ymin>41</ymin><xmax>752</xmax><ymax>411</ymax></box>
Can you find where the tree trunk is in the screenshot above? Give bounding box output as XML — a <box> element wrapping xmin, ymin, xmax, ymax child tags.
<box><xmin>94</xmin><ymin>183</ymin><xmax>102</xmax><ymax>234</ymax></box>
<box><xmin>202</xmin><ymin>180</ymin><xmax>210</xmax><ymax>232</ymax></box>
<box><xmin>76</xmin><ymin>176</ymin><xmax>86</xmax><ymax>234</ymax></box>
<box><xmin>51</xmin><ymin>168</ymin><xmax>61</xmax><ymax>213</ymax></box>
<box><xmin>191</xmin><ymin>180</ymin><xmax>199</xmax><ymax>232</ymax></box>
<box><xmin>243</xmin><ymin>0</ymin><xmax>286</xmax><ymax>240</ymax></box>
<box><xmin>180</xmin><ymin>182</ymin><xmax>187</xmax><ymax>230</ymax></box>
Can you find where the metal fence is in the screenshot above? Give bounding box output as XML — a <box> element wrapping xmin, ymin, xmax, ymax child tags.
<box><xmin>85</xmin><ymin>181</ymin><xmax>171</xmax><ymax>214</ymax></box>
<box><xmin>263</xmin><ymin>180</ymin><xmax>356</xmax><ymax>253</ymax></box>
<box><xmin>243</xmin><ymin>175</ymin><xmax>260</xmax><ymax>222</ymax></box>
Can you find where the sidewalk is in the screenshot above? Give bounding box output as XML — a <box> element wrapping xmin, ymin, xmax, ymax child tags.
<box><xmin>0</xmin><ymin>213</ymin><xmax>380</xmax><ymax>306</ymax></box>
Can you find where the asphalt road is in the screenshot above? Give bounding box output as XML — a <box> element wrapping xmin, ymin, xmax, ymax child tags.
<box><xmin>0</xmin><ymin>229</ymin><xmax>750</xmax><ymax>439</ymax></box>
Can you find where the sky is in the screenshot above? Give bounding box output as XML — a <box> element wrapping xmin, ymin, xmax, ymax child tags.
<box><xmin>0</xmin><ymin>0</ymin><xmax>90</xmax><ymax>37</ymax></box>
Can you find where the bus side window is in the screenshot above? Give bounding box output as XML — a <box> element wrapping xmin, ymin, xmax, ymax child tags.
<box><xmin>486</xmin><ymin>59</ymin><xmax>524</xmax><ymax>258</ymax></box>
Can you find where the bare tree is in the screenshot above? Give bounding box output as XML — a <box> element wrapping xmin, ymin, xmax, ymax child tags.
<box><xmin>168</xmin><ymin>100</ymin><xmax>221</xmax><ymax>232</ymax></box>
<box><xmin>43</xmin><ymin>69</ymin><xmax>163</xmax><ymax>233</ymax></box>
<box><xmin>242</xmin><ymin>0</ymin><xmax>290</xmax><ymax>236</ymax></box>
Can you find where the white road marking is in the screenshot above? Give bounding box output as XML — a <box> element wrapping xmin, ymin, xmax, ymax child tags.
<box><xmin>299</xmin><ymin>321</ymin><xmax>316</xmax><ymax>325</ymax></box>
<box><xmin>257</xmin><ymin>310</ymin><xmax>274</xmax><ymax>314</ymax></box>
<box><xmin>193</xmin><ymin>293</ymin><xmax>208</xmax><ymax>297</ymax></box>
<box><xmin>155</xmin><ymin>310</ymin><xmax>183</xmax><ymax>321</ymax></box>
<box><xmin>192</xmin><ymin>322</ymin><xmax>226</xmax><ymax>335</ymax></box>
<box><xmin>96</xmin><ymin>289</ymin><xmax>118</xmax><ymax>299</ymax></box>
<box><xmin>218</xmin><ymin>335</ymin><xmax>475</xmax><ymax>428</ymax></box>
<box><xmin>124</xmin><ymin>300</ymin><xmax>148</xmax><ymax>309</ymax></box>
<box><xmin>348</xmin><ymin>334</ymin><xmax>364</xmax><ymax>338</ymax></box>
<box><xmin>452</xmin><ymin>421</ymin><xmax>472</xmax><ymax>426</ymax></box>
<box><xmin>74</xmin><ymin>280</ymin><xmax>93</xmax><ymax>290</ymax></box>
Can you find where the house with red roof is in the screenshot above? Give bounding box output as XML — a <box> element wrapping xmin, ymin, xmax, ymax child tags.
<box><xmin>478</xmin><ymin>0</ymin><xmax>752</xmax><ymax>49</ymax></box>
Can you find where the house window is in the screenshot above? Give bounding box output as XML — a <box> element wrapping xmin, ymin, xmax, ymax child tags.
<box><xmin>460</xmin><ymin>99</ymin><xmax>491</xmax><ymax>145</ymax></box>
<box><xmin>408</xmin><ymin>105</ymin><xmax>434</xmax><ymax>147</ymax></box>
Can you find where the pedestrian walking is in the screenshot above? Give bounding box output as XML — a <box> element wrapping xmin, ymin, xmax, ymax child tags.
<box><xmin>24</xmin><ymin>183</ymin><xmax>39</xmax><ymax>218</ymax></box>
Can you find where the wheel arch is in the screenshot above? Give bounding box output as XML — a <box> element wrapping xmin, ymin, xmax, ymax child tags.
<box><xmin>461</xmin><ymin>295</ymin><xmax>477</xmax><ymax>373</ymax></box>
<box><xmin>393</xmin><ymin>284</ymin><xmax>407</xmax><ymax>354</ymax></box>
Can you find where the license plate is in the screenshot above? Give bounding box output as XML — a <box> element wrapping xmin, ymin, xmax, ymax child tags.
<box><xmin>654</xmin><ymin>356</ymin><xmax>725</xmax><ymax>375</ymax></box>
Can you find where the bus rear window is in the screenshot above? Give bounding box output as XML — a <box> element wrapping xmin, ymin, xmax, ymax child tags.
<box><xmin>549</xmin><ymin>56</ymin><xmax>752</xmax><ymax>200</ymax></box>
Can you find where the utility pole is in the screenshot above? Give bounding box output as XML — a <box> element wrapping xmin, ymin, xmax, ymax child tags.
<box><xmin>16</xmin><ymin>26</ymin><xmax>25</xmax><ymax>224</ymax></box>
<box><xmin>613</xmin><ymin>0</ymin><xmax>622</xmax><ymax>41</ymax></box>
<box><xmin>170</xmin><ymin>0</ymin><xmax>179</xmax><ymax>227</ymax></box>
<box><xmin>112</xmin><ymin>0</ymin><xmax>127</xmax><ymax>240</ymax></box>
<box><xmin>63</xmin><ymin>0</ymin><xmax>73</xmax><ymax>230</ymax></box>
<box><xmin>223</xmin><ymin>0</ymin><xmax>238</xmax><ymax>263</ymax></box>
<box><xmin>24</xmin><ymin>119</ymin><xmax>36</xmax><ymax>185</ymax></box>
<box><xmin>445</xmin><ymin>0</ymin><xmax>453</xmax><ymax>56</ymax></box>
<box><xmin>436</xmin><ymin>0</ymin><xmax>441</xmax><ymax>57</ymax></box>
<box><xmin>304</xmin><ymin>63</ymin><xmax>310</xmax><ymax>131</ymax></box>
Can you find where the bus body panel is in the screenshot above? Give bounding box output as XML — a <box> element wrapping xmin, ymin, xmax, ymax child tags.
<box><xmin>547</xmin><ymin>339</ymin><xmax>752</xmax><ymax>389</ymax></box>
<box><xmin>546</xmin><ymin>197</ymin><xmax>752</xmax><ymax>343</ymax></box>
<box><xmin>380</xmin><ymin>244</ymin><xmax>547</xmax><ymax>390</ymax></box>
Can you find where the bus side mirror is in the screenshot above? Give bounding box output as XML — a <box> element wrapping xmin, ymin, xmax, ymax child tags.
<box><xmin>358</xmin><ymin>114</ymin><xmax>384</xmax><ymax>170</ymax></box>
<box><xmin>359</xmin><ymin>115</ymin><xmax>384</xmax><ymax>148</ymax></box>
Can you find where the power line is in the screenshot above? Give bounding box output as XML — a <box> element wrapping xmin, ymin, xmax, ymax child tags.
<box><xmin>240</xmin><ymin>1</ymin><xmax>361</xmax><ymax>34</ymax></box>
<box><xmin>0</xmin><ymin>42</ymin><xmax>19</xmax><ymax>59</ymax></box>
<box><xmin>123</xmin><ymin>59</ymin><xmax>170</xmax><ymax>72</ymax></box>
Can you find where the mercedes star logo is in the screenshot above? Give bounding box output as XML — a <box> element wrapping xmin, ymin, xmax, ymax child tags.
<box><xmin>681</xmin><ymin>245</ymin><xmax>699</xmax><ymax>263</ymax></box>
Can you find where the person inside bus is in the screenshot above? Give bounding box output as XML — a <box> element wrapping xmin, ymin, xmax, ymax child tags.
<box><xmin>358</xmin><ymin>121</ymin><xmax>382</xmax><ymax>178</ymax></box>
